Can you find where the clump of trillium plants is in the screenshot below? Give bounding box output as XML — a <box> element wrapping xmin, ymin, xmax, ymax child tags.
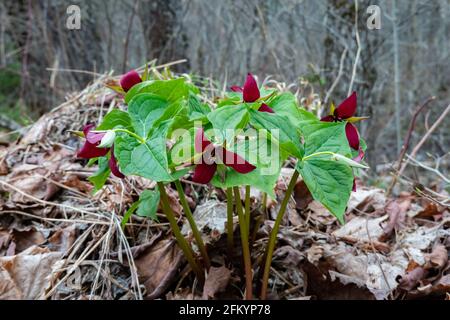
<box><xmin>76</xmin><ymin>68</ymin><xmax>369</xmax><ymax>300</ymax></box>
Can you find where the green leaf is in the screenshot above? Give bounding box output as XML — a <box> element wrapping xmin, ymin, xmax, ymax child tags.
<box><xmin>125</xmin><ymin>78</ymin><xmax>189</xmax><ymax>104</ymax></box>
<box><xmin>303</xmin><ymin>121</ymin><xmax>351</xmax><ymax>157</ymax></box>
<box><xmin>211</xmin><ymin>136</ymin><xmax>285</xmax><ymax>198</ymax></box>
<box><xmin>266</xmin><ymin>93</ymin><xmax>302</xmax><ymax>126</ymax></box>
<box><xmin>296</xmin><ymin>159</ymin><xmax>353</xmax><ymax>223</ymax></box>
<box><xmin>207</xmin><ymin>104</ymin><xmax>249</xmax><ymax>142</ymax></box>
<box><xmin>297</xmin><ymin>108</ymin><xmax>320</xmax><ymax>131</ymax></box>
<box><xmin>128</xmin><ymin>93</ymin><xmax>169</xmax><ymax>138</ymax></box>
<box><xmin>96</xmin><ymin>109</ymin><xmax>132</xmax><ymax>131</ymax></box>
<box><xmin>249</xmin><ymin>109</ymin><xmax>303</xmax><ymax>158</ymax></box>
<box><xmin>211</xmin><ymin>167</ymin><xmax>279</xmax><ymax>199</ymax></box>
<box><xmin>88</xmin><ymin>157</ymin><xmax>110</xmax><ymax>193</ymax></box>
<box><xmin>121</xmin><ymin>201</ymin><xmax>140</xmax><ymax>229</ymax></box>
<box><xmin>137</xmin><ymin>189</ymin><xmax>160</xmax><ymax>220</ymax></box>
<box><xmin>187</xmin><ymin>93</ymin><xmax>211</xmax><ymax>121</ymax></box>
<box><xmin>115</xmin><ymin>123</ymin><xmax>173</xmax><ymax>182</ymax></box>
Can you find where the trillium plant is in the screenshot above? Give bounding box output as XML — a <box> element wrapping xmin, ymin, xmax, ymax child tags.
<box><xmin>76</xmin><ymin>68</ymin><xmax>368</xmax><ymax>300</ymax></box>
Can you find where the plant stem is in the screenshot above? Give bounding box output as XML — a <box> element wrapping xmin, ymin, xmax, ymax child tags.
<box><xmin>301</xmin><ymin>151</ymin><xmax>335</xmax><ymax>162</ymax></box>
<box><xmin>112</xmin><ymin>128</ymin><xmax>145</xmax><ymax>143</ymax></box>
<box><xmin>226</xmin><ymin>187</ymin><xmax>234</xmax><ymax>258</ymax></box>
<box><xmin>251</xmin><ymin>192</ymin><xmax>267</xmax><ymax>242</ymax></box>
<box><xmin>245</xmin><ymin>185</ymin><xmax>251</xmax><ymax>233</ymax></box>
<box><xmin>260</xmin><ymin>170</ymin><xmax>299</xmax><ymax>300</ymax></box>
<box><xmin>174</xmin><ymin>179</ymin><xmax>210</xmax><ymax>269</ymax></box>
<box><xmin>157</xmin><ymin>182</ymin><xmax>203</xmax><ymax>281</ymax></box>
<box><xmin>233</xmin><ymin>186</ymin><xmax>253</xmax><ymax>300</ymax></box>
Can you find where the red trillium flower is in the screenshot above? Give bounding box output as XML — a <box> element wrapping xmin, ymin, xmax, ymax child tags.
<box><xmin>231</xmin><ymin>73</ymin><xmax>274</xmax><ymax>113</ymax></box>
<box><xmin>120</xmin><ymin>70</ymin><xmax>142</xmax><ymax>92</ymax></box>
<box><xmin>77</xmin><ymin>124</ymin><xmax>124</xmax><ymax>178</ymax></box>
<box><xmin>192</xmin><ymin>128</ymin><xmax>256</xmax><ymax>184</ymax></box>
<box><xmin>321</xmin><ymin>91</ymin><xmax>361</xmax><ymax>150</ymax></box>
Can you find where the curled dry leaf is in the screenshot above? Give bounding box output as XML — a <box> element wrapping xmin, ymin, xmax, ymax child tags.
<box><xmin>202</xmin><ymin>266</ymin><xmax>232</xmax><ymax>299</ymax></box>
<box><xmin>397</xmin><ymin>266</ymin><xmax>426</xmax><ymax>291</ymax></box>
<box><xmin>0</xmin><ymin>246</ymin><xmax>62</xmax><ymax>299</ymax></box>
<box><xmin>182</xmin><ymin>200</ymin><xmax>228</xmax><ymax>241</ymax></box>
<box><xmin>425</xmin><ymin>244</ymin><xmax>448</xmax><ymax>270</ymax></box>
<box><xmin>133</xmin><ymin>239</ymin><xmax>184</xmax><ymax>299</ymax></box>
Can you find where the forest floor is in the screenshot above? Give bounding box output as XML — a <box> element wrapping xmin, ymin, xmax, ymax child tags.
<box><xmin>0</xmin><ymin>75</ymin><xmax>448</xmax><ymax>300</ymax></box>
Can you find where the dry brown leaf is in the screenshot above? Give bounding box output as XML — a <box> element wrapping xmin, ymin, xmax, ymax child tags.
<box><xmin>133</xmin><ymin>239</ymin><xmax>184</xmax><ymax>299</ymax></box>
<box><xmin>182</xmin><ymin>200</ymin><xmax>227</xmax><ymax>242</ymax></box>
<box><xmin>0</xmin><ymin>246</ymin><xmax>62</xmax><ymax>299</ymax></box>
<box><xmin>397</xmin><ymin>266</ymin><xmax>426</xmax><ymax>291</ymax></box>
<box><xmin>294</xmin><ymin>180</ymin><xmax>313</xmax><ymax>210</ymax></box>
<box><xmin>202</xmin><ymin>266</ymin><xmax>231</xmax><ymax>299</ymax></box>
<box><xmin>415</xmin><ymin>203</ymin><xmax>445</xmax><ymax>220</ymax></box>
<box><xmin>379</xmin><ymin>199</ymin><xmax>410</xmax><ymax>241</ymax></box>
<box><xmin>11</xmin><ymin>228</ymin><xmax>46</xmax><ymax>253</ymax></box>
<box><xmin>47</xmin><ymin>225</ymin><xmax>78</xmax><ymax>253</ymax></box>
<box><xmin>425</xmin><ymin>244</ymin><xmax>448</xmax><ymax>270</ymax></box>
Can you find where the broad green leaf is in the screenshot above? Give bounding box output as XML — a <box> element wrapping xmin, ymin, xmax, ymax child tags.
<box><xmin>211</xmin><ymin>135</ymin><xmax>285</xmax><ymax>198</ymax></box>
<box><xmin>115</xmin><ymin>123</ymin><xmax>173</xmax><ymax>182</ymax></box>
<box><xmin>211</xmin><ymin>167</ymin><xmax>279</xmax><ymax>199</ymax></box>
<box><xmin>297</xmin><ymin>108</ymin><xmax>320</xmax><ymax>133</ymax></box>
<box><xmin>207</xmin><ymin>104</ymin><xmax>249</xmax><ymax>142</ymax></box>
<box><xmin>128</xmin><ymin>93</ymin><xmax>169</xmax><ymax>137</ymax></box>
<box><xmin>125</xmin><ymin>78</ymin><xmax>189</xmax><ymax>104</ymax></box>
<box><xmin>187</xmin><ymin>93</ymin><xmax>211</xmax><ymax>121</ymax></box>
<box><xmin>96</xmin><ymin>109</ymin><xmax>132</xmax><ymax>131</ymax></box>
<box><xmin>170</xmin><ymin>167</ymin><xmax>191</xmax><ymax>181</ymax></box>
<box><xmin>249</xmin><ymin>109</ymin><xmax>303</xmax><ymax>158</ymax></box>
<box><xmin>296</xmin><ymin>159</ymin><xmax>353</xmax><ymax>223</ymax></box>
<box><xmin>88</xmin><ymin>157</ymin><xmax>110</xmax><ymax>193</ymax></box>
<box><xmin>137</xmin><ymin>189</ymin><xmax>160</xmax><ymax>220</ymax></box>
<box><xmin>169</xmin><ymin>127</ymin><xmax>195</xmax><ymax>166</ymax></box>
<box><xmin>303</xmin><ymin>121</ymin><xmax>351</xmax><ymax>157</ymax></box>
<box><xmin>266</xmin><ymin>93</ymin><xmax>302</xmax><ymax>126</ymax></box>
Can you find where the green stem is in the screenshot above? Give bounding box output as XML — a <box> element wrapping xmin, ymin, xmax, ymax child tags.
<box><xmin>302</xmin><ymin>151</ymin><xmax>334</xmax><ymax>162</ymax></box>
<box><xmin>245</xmin><ymin>185</ymin><xmax>251</xmax><ymax>234</ymax></box>
<box><xmin>233</xmin><ymin>187</ymin><xmax>253</xmax><ymax>300</ymax></box>
<box><xmin>174</xmin><ymin>180</ymin><xmax>210</xmax><ymax>269</ymax></box>
<box><xmin>251</xmin><ymin>192</ymin><xmax>267</xmax><ymax>243</ymax></box>
<box><xmin>112</xmin><ymin>128</ymin><xmax>145</xmax><ymax>143</ymax></box>
<box><xmin>260</xmin><ymin>170</ymin><xmax>299</xmax><ymax>300</ymax></box>
<box><xmin>157</xmin><ymin>182</ymin><xmax>203</xmax><ymax>281</ymax></box>
<box><xmin>226</xmin><ymin>187</ymin><xmax>234</xmax><ymax>258</ymax></box>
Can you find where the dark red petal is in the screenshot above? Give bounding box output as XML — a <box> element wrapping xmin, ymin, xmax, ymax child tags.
<box><xmin>219</xmin><ymin>147</ymin><xmax>256</xmax><ymax>174</ymax></box>
<box><xmin>334</xmin><ymin>91</ymin><xmax>357</xmax><ymax>119</ymax></box>
<box><xmin>192</xmin><ymin>162</ymin><xmax>217</xmax><ymax>184</ymax></box>
<box><xmin>345</xmin><ymin>122</ymin><xmax>360</xmax><ymax>150</ymax></box>
<box><xmin>352</xmin><ymin>178</ymin><xmax>357</xmax><ymax>192</ymax></box>
<box><xmin>230</xmin><ymin>85</ymin><xmax>243</xmax><ymax>93</ymax></box>
<box><xmin>109</xmin><ymin>147</ymin><xmax>125</xmax><ymax>178</ymax></box>
<box><xmin>242</xmin><ymin>73</ymin><xmax>260</xmax><ymax>102</ymax></box>
<box><xmin>77</xmin><ymin>142</ymin><xmax>109</xmax><ymax>159</ymax></box>
<box><xmin>82</xmin><ymin>124</ymin><xmax>96</xmax><ymax>136</ymax></box>
<box><xmin>320</xmin><ymin>115</ymin><xmax>334</xmax><ymax>122</ymax></box>
<box><xmin>120</xmin><ymin>70</ymin><xmax>142</xmax><ymax>92</ymax></box>
<box><xmin>195</xmin><ymin>128</ymin><xmax>212</xmax><ymax>153</ymax></box>
<box><xmin>258</xmin><ymin>103</ymin><xmax>274</xmax><ymax>113</ymax></box>
<box><xmin>353</xmin><ymin>148</ymin><xmax>365</xmax><ymax>163</ymax></box>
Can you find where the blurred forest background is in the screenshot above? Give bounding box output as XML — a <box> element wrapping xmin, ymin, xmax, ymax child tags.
<box><xmin>0</xmin><ymin>0</ymin><xmax>448</xmax><ymax>181</ymax></box>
